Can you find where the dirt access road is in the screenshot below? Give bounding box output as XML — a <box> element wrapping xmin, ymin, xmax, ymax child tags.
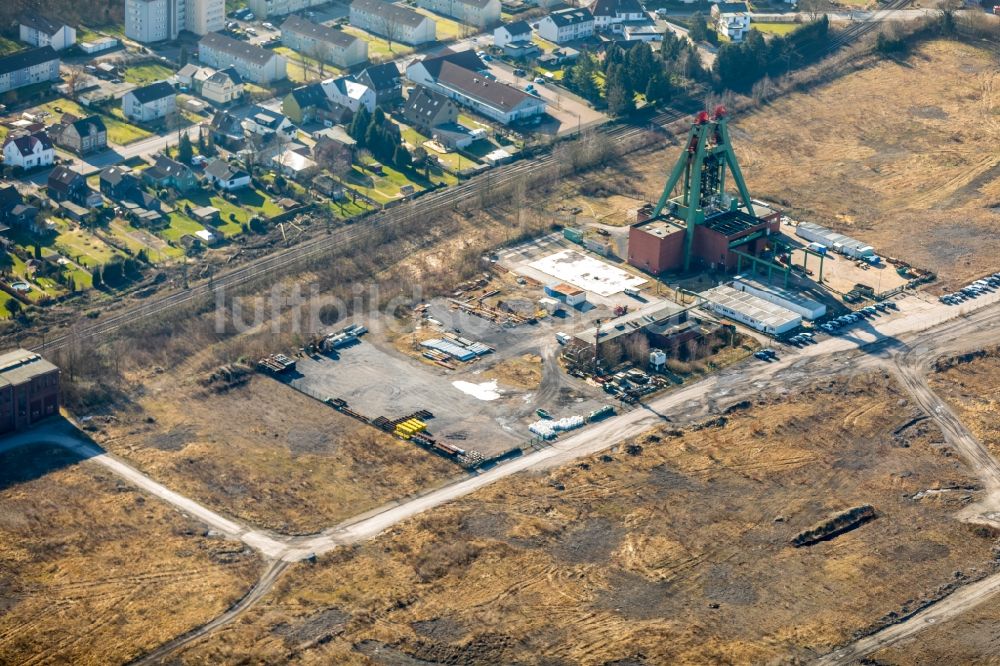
<box><xmin>5</xmin><ymin>289</ymin><xmax>999</xmax><ymax>664</ymax></box>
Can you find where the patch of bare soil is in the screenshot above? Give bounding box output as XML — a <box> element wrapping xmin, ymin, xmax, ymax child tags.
<box><xmin>172</xmin><ymin>372</ymin><xmax>995</xmax><ymax>665</ymax></box>
<box><xmin>0</xmin><ymin>444</ymin><xmax>261</xmax><ymax>666</ymax></box>
<box><xmin>94</xmin><ymin>373</ymin><xmax>460</xmax><ymax>534</ymax></box>
<box><xmin>930</xmin><ymin>346</ymin><xmax>1000</xmax><ymax>459</ymax></box>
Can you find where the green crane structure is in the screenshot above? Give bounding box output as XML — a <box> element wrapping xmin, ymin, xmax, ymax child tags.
<box><xmin>652</xmin><ymin>106</ymin><xmax>756</xmax><ymax>271</ymax></box>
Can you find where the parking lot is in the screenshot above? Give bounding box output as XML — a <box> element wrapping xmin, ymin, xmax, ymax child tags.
<box><xmin>486</xmin><ymin>60</ymin><xmax>608</xmax><ymax>136</ymax></box>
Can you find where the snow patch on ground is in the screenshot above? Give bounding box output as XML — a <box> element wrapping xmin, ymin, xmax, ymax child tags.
<box><xmin>453</xmin><ymin>380</ymin><xmax>503</xmax><ymax>401</ymax></box>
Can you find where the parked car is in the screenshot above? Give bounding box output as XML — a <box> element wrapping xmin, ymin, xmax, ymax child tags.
<box><xmin>513</xmin><ymin>68</ymin><xmax>526</xmax><ymax>76</ymax></box>
<box><xmin>534</xmin><ymin>77</ymin><xmax>545</xmax><ymax>84</ymax></box>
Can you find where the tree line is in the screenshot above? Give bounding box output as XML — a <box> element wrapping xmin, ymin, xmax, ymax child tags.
<box><xmin>563</xmin><ymin>35</ymin><xmax>708</xmax><ymax>116</ymax></box>
<box><xmin>561</xmin><ymin>18</ymin><xmax>830</xmax><ymax>116</ymax></box>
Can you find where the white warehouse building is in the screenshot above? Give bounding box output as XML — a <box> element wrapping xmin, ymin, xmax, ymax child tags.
<box><xmin>732</xmin><ymin>275</ymin><xmax>826</xmax><ymax>320</ymax></box>
<box><xmin>702</xmin><ymin>284</ymin><xmax>801</xmax><ymax>335</ymax></box>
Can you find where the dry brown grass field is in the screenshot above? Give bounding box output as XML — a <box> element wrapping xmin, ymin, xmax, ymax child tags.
<box><xmin>170</xmin><ymin>372</ymin><xmax>995</xmax><ymax>665</ymax></box>
<box><xmin>544</xmin><ymin>40</ymin><xmax>1000</xmax><ymax>288</ymax></box>
<box><xmin>0</xmin><ymin>443</ymin><xmax>262</xmax><ymax>666</ymax></box>
<box><xmin>94</xmin><ymin>373</ymin><xmax>462</xmax><ymax>534</ymax></box>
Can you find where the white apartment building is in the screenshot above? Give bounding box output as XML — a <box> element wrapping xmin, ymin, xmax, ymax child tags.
<box><xmin>122</xmin><ymin>81</ymin><xmax>176</xmax><ymax>122</ymax></box>
<box><xmin>280</xmin><ymin>15</ymin><xmax>368</xmax><ymax>69</ymax></box>
<box><xmin>0</xmin><ymin>47</ymin><xmax>60</xmax><ymax>95</ymax></box>
<box><xmin>537</xmin><ymin>8</ymin><xmax>594</xmax><ymax>44</ymax></box>
<box><xmin>248</xmin><ymin>0</ymin><xmax>326</xmax><ymax>18</ymax></box>
<box><xmin>415</xmin><ymin>0</ymin><xmax>500</xmax><ymax>29</ymax></box>
<box><xmin>198</xmin><ymin>32</ymin><xmax>287</xmax><ymax>84</ymax></box>
<box><xmin>349</xmin><ymin>0</ymin><xmax>436</xmax><ymax>46</ymax></box>
<box><xmin>18</xmin><ymin>14</ymin><xmax>76</xmax><ymax>51</ymax></box>
<box><xmin>711</xmin><ymin>2</ymin><xmax>750</xmax><ymax>42</ymax></box>
<box><xmin>125</xmin><ymin>0</ymin><xmax>223</xmax><ymax>43</ymax></box>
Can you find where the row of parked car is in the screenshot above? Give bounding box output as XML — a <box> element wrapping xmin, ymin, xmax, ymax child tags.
<box><xmin>786</xmin><ymin>331</ymin><xmax>817</xmax><ymax>347</ymax></box>
<box><xmin>818</xmin><ymin>301</ymin><xmax>897</xmax><ymax>334</ymax></box>
<box><xmin>939</xmin><ymin>273</ymin><xmax>1000</xmax><ymax>305</ymax></box>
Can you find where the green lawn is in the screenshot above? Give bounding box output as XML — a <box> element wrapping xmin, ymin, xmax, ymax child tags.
<box><xmin>341</xmin><ymin>26</ymin><xmax>414</xmax><ymax>61</ymax></box>
<box><xmin>753</xmin><ymin>22</ymin><xmax>800</xmax><ymax>35</ymax></box>
<box><xmin>161</xmin><ymin>212</ymin><xmax>207</xmax><ymax>243</ymax></box>
<box><xmin>0</xmin><ymin>36</ymin><xmax>21</xmax><ymax>55</ymax></box>
<box><xmin>124</xmin><ymin>63</ymin><xmax>174</xmax><ymax>85</ymax></box>
<box><xmin>105</xmin><ymin>108</ymin><xmax>155</xmax><ymax>145</ymax></box>
<box><xmin>34</xmin><ymin>98</ymin><xmax>152</xmax><ymax>145</ymax></box>
<box><xmin>53</xmin><ymin>222</ymin><xmax>124</xmax><ymax>269</ymax></box>
<box><xmin>274</xmin><ymin>47</ymin><xmax>343</xmax><ymax>83</ymax></box>
<box><xmin>108</xmin><ymin>219</ymin><xmax>184</xmax><ymax>262</ymax></box>
<box><xmin>179</xmin><ymin>187</ymin><xmax>282</xmax><ymax>231</ymax></box>
<box><xmin>411</xmin><ymin>7</ymin><xmax>468</xmax><ymax>41</ymax></box>
<box><xmin>531</xmin><ymin>34</ymin><xmax>559</xmax><ymax>53</ymax></box>
<box><xmin>326</xmin><ymin>199</ymin><xmax>368</xmax><ymax>219</ymax></box>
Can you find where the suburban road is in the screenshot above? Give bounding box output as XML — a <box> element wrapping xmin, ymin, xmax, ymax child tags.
<box><xmin>3</xmin><ymin>285</ymin><xmax>999</xmax><ymax>663</ymax></box>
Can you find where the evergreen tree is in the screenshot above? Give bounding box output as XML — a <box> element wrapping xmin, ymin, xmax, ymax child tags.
<box><xmin>349</xmin><ymin>106</ymin><xmax>371</xmax><ymax>144</ymax></box>
<box><xmin>688</xmin><ymin>12</ymin><xmax>710</xmax><ymax>43</ymax></box>
<box><xmin>644</xmin><ymin>72</ymin><xmax>671</xmax><ymax>106</ymax></box>
<box><xmin>393</xmin><ymin>145</ymin><xmax>411</xmax><ymax>170</ymax></box>
<box><xmin>91</xmin><ymin>268</ymin><xmax>103</xmax><ymax>289</ymax></box>
<box><xmin>605</xmin><ymin>65</ymin><xmax>635</xmax><ymax>117</ymax></box>
<box><xmin>177</xmin><ymin>133</ymin><xmax>194</xmax><ymax>164</ymax></box>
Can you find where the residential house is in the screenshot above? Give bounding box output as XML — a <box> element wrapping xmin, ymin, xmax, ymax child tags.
<box><xmin>209</xmin><ymin>110</ymin><xmax>246</xmax><ymax>151</ymax></box>
<box><xmin>321</xmin><ymin>77</ymin><xmax>375</xmax><ymax>114</ymax></box>
<box><xmin>402</xmin><ymin>87</ymin><xmax>458</xmax><ymax>135</ymax></box>
<box><xmin>404</xmin><ymin>48</ymin><xmax>486</xmax><ymax>88</ymax></box>
<box><xmin>272</xmin><ymin>150</ymin><xmax>319</xmax><ymax>180</ymax></box>
<box><xmin>408</xmin><ymin>59</ymin><xmax>546</xmax><ymax>125</ymax></box>
<box><xmin>416</xmin><ymin>0</ymin><xmax>500</xmax><ymax>29</ymax></box>
<box><xmin>537</xmin><ymin>8</ymin><xmax>594</xmax><ymax>44</ymax></box>
<box><xmin>355</xmin><ymin>62</ymin><xmax>402</xmax><ymax>108</ymax></box>
<box><xmin>712</xmin><ymin>2</ymin><xmax>750</xmax><ymax>42</ymax></box>
<box><xmin>0</xmin><ymin>349</ymin><xmax>60</xmax><ymax>434</ymax></box>
<box><xmin>622</xmin><ymin>23</ymin><xmax>661</xmax><ymax>41</ymax></box>
<box><xmin>588</xmin><ymin>0</ymin><xmax>644</xmax><ymax>31</ymax></box>
<box><xmin>0</xmin><ymin>185</ymin><xmax>39</xmax><ymax>233</ymax></box>
<box><xmin>177</xmin><ymin>63</ymin><xmax>216</xmax><ymax>90</ymax></box>
<box><xmin>122</xmin><ymin>81</ymin><xmax>176</xmax><ymax>122</ymax></box>
<box><xmin>143</xmin><ymin>154</ymin><xmax>199</xmax><ymax>192</ymax></box>
<box><xmin>243</xmin><ymin>105</ymin><xmax>297</xmax><ymax>142</ymax></box>
<box><xmin>493</xmin><ymin>20</ymin><xmax>532</xmax><ymax>48</ymax></box>
<box><xmin>2</xmin><ymin>131</ymin><xmax>54</xmax><ymax>170</ymax></box>
<box><xmin>0</xmin><ymin>46</ymin><xmax>60</xmax><ymax>95</ymax></box>
<box><xmin>202</xmin><ymin>67</ymin><xmax>243</xmax><ymax>105</ymax></box>
<box><xmin>280</xmin><ymin>15</ymin><xmax>368</xmax><ymax>68</ymax></box>
<box><xmin>53</xmin><ymin>115</ymin><xmax>107</xmax><ymax>154</ymax></box>
<box><xmin>18</xmin><ymin>13</ymin><xmax>76</xmax><ymax>51</ymax></box>
<box><xmin>203</xmin><ymin>159</ymin><xmax>251</xmax><ymax>190</ymax></box>
<box><xmin>47</xmin><ymin>166</ymin><xmax>102</xmax><ymax>207</ymax></box>
<box><xmin>282</xmin><ymin>82</ymin><xmax>342</xmax><ymax>125</ymax></box>
<box><xmin>198</xmin><ymin>32</ymin><xmax>287</xmax><ymax>85</ymax></box>
<box><xmin>99</xmin><ymin>165</ymin><xmax>142</xmax><ymax>200</ymax></box>
<box><xmin>312</xmin><ymin>125</ymin><xmax>357</xmax><ymax>172</ymax></box>
<box><xmin>349</xmin><ymin>0</ymin><xmax>436</xmax><ymax>46</ymax></box>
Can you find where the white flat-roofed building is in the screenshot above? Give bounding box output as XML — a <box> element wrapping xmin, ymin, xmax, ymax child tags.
<box><xmin>732</xmin><ymin>275</ymin><xmax>827</xmax><ymax>320</ymax></box>
<box><xmin>702</xmin><ymin>284</ymin><xmax>801</xmax><ymax>335</ymax></box>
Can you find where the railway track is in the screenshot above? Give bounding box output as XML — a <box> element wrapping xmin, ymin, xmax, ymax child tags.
<box><xmin>27</xmin><ymin>8</ymin><xmax>898</xmax><ymax>355</ymax></box>
<box><xmin>29</xmin><ymin>106</ymin><xmax>692</xmax><ymax>354</ymax></box>
<box><xmin>825</xmin><ymin>0</ymin><xmax>916</xmax><ymax>51</ymax></box>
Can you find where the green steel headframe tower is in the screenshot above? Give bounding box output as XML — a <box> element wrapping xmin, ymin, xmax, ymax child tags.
<box><xmin>652</xmin><ymin>106</ymin><xmax>756</xmax><ymax>271</ymax></box>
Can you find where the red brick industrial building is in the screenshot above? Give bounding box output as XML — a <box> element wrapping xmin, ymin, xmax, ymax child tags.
<box><xmin>0</xmin><ymin>349</ymin><xmax>60</xmax><ymax>434</ymax></box>
<box><xmin>628</xmin><ymin>205</ymin><xmax>781</xmax><ymax>275</ymax></box>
